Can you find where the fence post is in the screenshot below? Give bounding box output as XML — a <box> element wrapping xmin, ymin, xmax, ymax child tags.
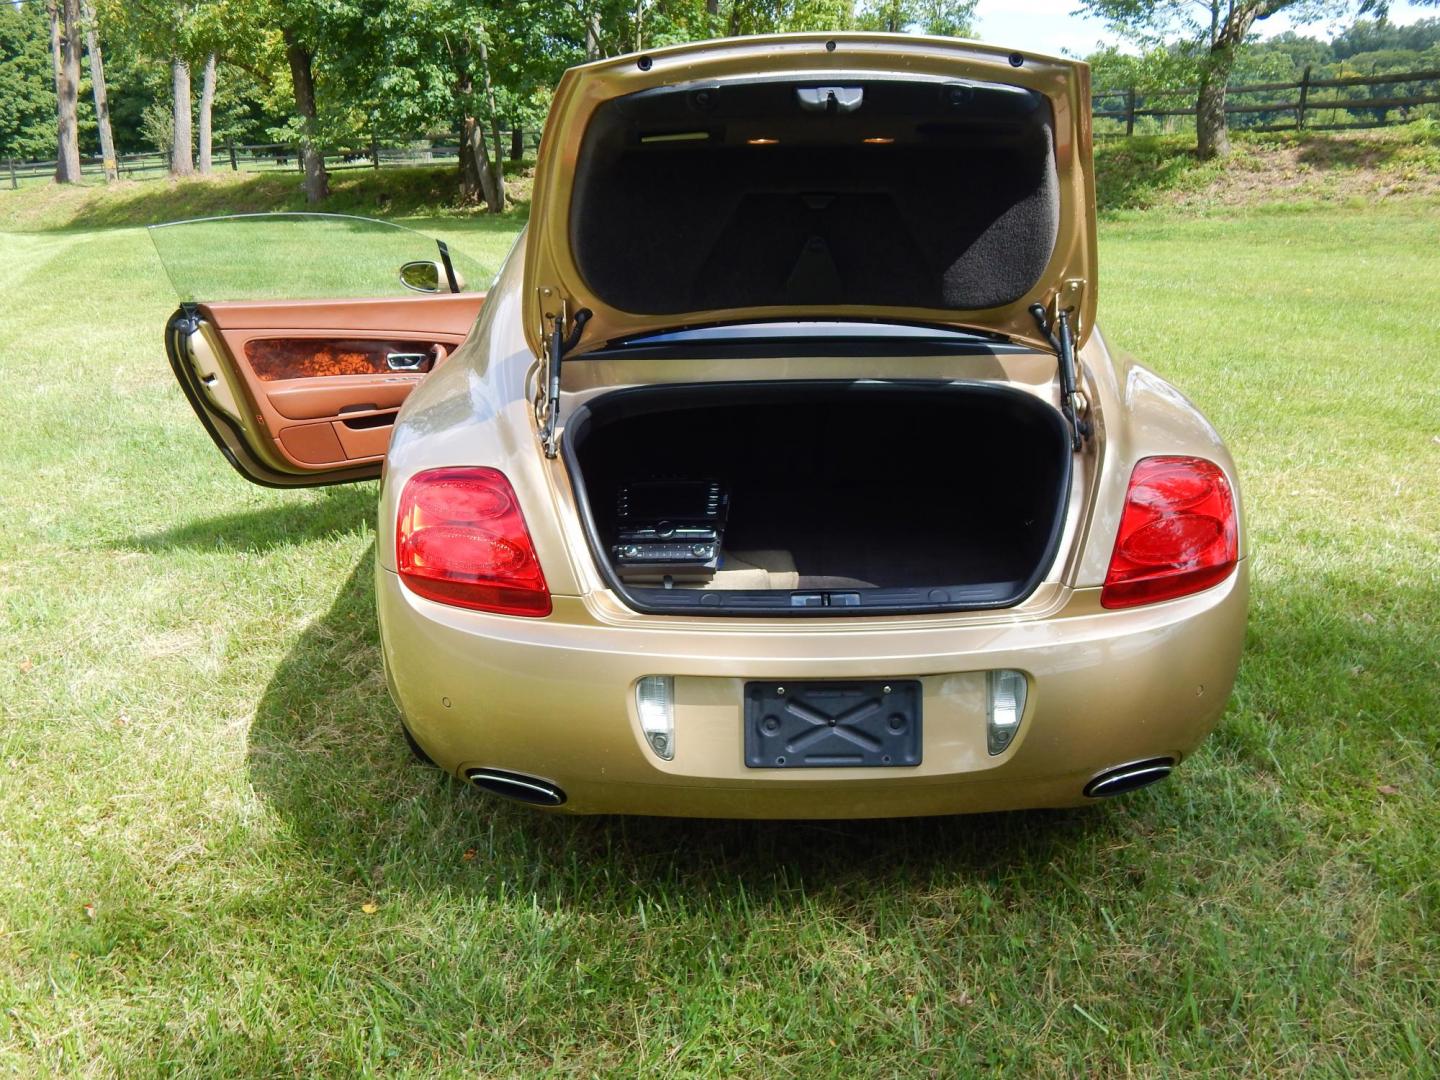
<box><xmin>371</xmin><ymin>126</ymin><xmax>380</xmax><ymax>170</ymax></box>
<box><xmin>511</xmin><ymin>126</ymin><xmax>523</xmax><ymax>161</ymax></box>
<box><xmin>228</xmin><ymin>141</ymin><xmax>238</xmax><ymax>171</ymax></box>
<box><xmin>297</xmin><ymin>147</ymin><xmax>304</xmax><ymax>173</ymax></box>
<box><xmin>1297</xmin><ymin>64</ymin><xmax>1312</xmax><ymax>129</ymax></box>
<box><xmin>1125</xmin><ymin>87</ymin><xmax>1137</xmax><ymax>136</ymax></box>
<box><xmin>8</xmin><ymin>158</ymin><xmax>16</xmax><ymax>190</ymax></box>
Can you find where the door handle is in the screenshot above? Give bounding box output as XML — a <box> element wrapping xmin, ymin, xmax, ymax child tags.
<box><xmin>386</xmin><ymin>352</ymin><xmax>428</xmax><ymax>371</ymax></box>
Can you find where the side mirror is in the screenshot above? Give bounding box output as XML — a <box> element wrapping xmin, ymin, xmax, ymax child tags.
<box><xmin>399</xmin><ymin>260</ymin><xmax>443</xmax><ymax>293</ymax></box>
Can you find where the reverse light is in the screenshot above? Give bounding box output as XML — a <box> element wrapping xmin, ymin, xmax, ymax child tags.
<box><xmin>1101</xmin><ymin>456</ymin><xmax>1238</xmax><ymax>609</ymax></box>
<box><xmin>635</xmin><ymin>676</ymin><xmax>675</xmax><ymax>760</ymax></box>
<box><xmin>396</xmin><ymin>467</ymin><xmax>551</xmax><ymax>617</ymax></box>
<box><xmin>987</xmin><ymin>669</ymin><xmax>1027</xmax><ymax>755</ymax></box>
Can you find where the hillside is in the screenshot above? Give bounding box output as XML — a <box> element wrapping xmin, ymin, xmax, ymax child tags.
<box><xmin>2</xmin><ymin>123</ymin><xmax>1437</xmax><ymax>233</ymax></box>
<box><xmin>1093</xmin><ymin>122</ymin><xmax>1440</xmax><ymax>213</ymax></box>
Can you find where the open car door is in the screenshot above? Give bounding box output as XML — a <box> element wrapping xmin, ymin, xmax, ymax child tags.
<box><xmin>152</xmin><ymin>213</ymin><xmax>487</xmax><ymax>487</ymax></box>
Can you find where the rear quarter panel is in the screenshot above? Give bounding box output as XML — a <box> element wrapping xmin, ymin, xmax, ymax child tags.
<box><xmin>379</xmin><ymin>234</ymin><xmax>589</xmax><ymax>598</ymax></box>
<box><xmin>1072</xmin><ymin>329</ymin><xmax>1246</xmax><ymax>591</ymax></box>
<box><xmin>379</xmin><ymin>242</ymin><xmax>1244</xmax><ymax>611</ymax></box>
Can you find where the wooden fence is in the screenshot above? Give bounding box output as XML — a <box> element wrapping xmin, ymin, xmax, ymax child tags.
<box><xmin>4</xmin><ymin>128</ymin><xmax>543</xmax><ymax>188</ymax></box>
<box><xmin>1092</xmin><ymin>66</ymin><xmax>1440</xmax><ymax>136</ymax></box>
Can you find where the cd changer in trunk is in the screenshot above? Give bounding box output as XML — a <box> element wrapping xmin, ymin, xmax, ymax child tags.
<box><xmin>563</xmin><ymin>380</ymin><xmax>1073</xmax><ymax>616</ymax></box>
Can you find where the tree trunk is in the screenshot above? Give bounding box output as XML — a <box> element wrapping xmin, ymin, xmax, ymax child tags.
<box><xmin>455</xmin><ymin>58</ymin><xmax>486</xmax><ymax>205</ymax></box>
<box><xmin>458</xmin><ymin>114</ymin><xmax>491</xmax><ymax>205</ymax></box>
<box><xmin>1196</xmin><ymin>41</ymin><xmax>1237</xmax><ymax>160</ymax></box>
<box><xmin>80</xmin><ymin>0</ymin><xmax>117</xmax><ymax>182</ymax></box>
<box><xmin>197</xmin><ymin>53</ymin><xmax>216</xmax><ymax>175</ymax></box>
<box><xmin>283</xmin><ymin>31</ymin><xmax>329</xmax><ymax>203</ymax></box>
<box><xmin>50</xmin><ymin>0</ymin><xmax>82</xmax><ymax>183</ymax></box>
<box><xmin>1196</xmin><ymin>4</ymin><xmax>1262</xmax><ymax>162</ymax></box>
<box><xmin>477</xmin><ymin>38</ymin><xmax>506</xmax><ymax>214</ymax></box>
<box><xmin>458</xmin><ymin>117</ymin><xmax>477</xmax><ymax>201</ymax></box>
<box><xmin>584</xmin><ymin>10</ymin><xmax>601</xmax><ymax>60</ymax></box>
<box><xmin>171</xmin><ymin>57</ymin><xmax>194</xmax><ymax>176</ymax></box>
<box><xmin>476</xmin><ymin>122</ymin><xmax>501</xmax><ymax>209</ymax></box>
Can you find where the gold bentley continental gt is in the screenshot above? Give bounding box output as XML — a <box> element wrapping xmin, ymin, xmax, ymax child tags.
<box><xmin>158</xmin><ymin>34</ymin><xmax>1247</xmax><ymax>817</ymax></box>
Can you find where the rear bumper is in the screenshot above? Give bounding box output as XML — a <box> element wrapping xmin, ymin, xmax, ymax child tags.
<box><xmin>377</xmin><ymin>562</ymin><xmax>1248</xmax><ymax>818</ymax></box>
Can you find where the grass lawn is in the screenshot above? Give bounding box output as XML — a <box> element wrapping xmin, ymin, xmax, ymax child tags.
<box><xmin>0</xmin><ymin>178</ymin><xmax>1437</xmax><ymax>1074</ymax></box>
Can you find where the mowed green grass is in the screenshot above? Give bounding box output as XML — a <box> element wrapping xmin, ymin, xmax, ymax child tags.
<box><xmin>1</xmin><ymin>195</ymin><xmax>1437</xmax><ymax>1076</ymax></box>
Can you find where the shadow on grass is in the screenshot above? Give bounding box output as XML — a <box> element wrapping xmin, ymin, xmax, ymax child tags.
<box><xmin>246</xmin><ymin>548</ymin><xmax>1120</xmax><ymax>912</ymax></box>
<box><xmin>6</xmin><ymin>165</ymin><xmax>532</xmax><ymax>234</ymax></box>
<box><xmin>1292</xmin><ymin>133</ymin><xmax>1394</xmax><ymax>169</ymax></box>
<box><xmin>119</xmin><ymin>485</ymin><xmax>377</xmax><ymax>554</ymax></box>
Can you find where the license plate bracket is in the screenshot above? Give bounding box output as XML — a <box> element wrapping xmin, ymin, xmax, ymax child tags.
<box><xmin>743</xmin><ymin>680</ymin><xmax>922</xmax><ymax>769</ymax></box>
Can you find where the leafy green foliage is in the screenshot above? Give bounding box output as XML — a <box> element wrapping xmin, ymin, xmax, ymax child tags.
<box><xmin>0</xmin><ymin>4</ymin><xmax>56</xmax><ymax>160</ymax></box>
<box><xmin>139</xmin><ymin>100</ymin><xmax>175</xmax><ymax>156</ymax></box>
<box><xmin>1085</xmin><ymin>42</ymin><xmax>1204</xmax><ymax>95</ymax></box>
<box><xmin>1085</xmin><ymin>17</ymin><xmax>1440</xmax><ymax>139</ymax></box>
<box><xmin>1334</xmin><ymin>15</ymin><xmax>1440</xmax><ymax>56</ymax></box>
<box><xmin>13</xmin><ymin>0</ymin><xmax>1440</xmax><ymax>180</ymax></box>
<box><xmin>853</xmin><ymin>0</ymin><xmax>976</xmax><ymax>35</ymax></box>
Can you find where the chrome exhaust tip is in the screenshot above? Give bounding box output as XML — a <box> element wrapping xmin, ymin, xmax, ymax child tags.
<box><xmin>1083</xmin><ymin>757</ymin><xmax>1175</xmax><ymax>799</ymax></box>
<box><xmin>466</xmin><ymin>768</ymin><xmax>566</xmax><ymax>807</ymax></box>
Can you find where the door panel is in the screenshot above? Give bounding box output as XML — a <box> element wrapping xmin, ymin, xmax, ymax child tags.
<box><xmin>154</xmin><ymin>212</ymin><xmax>491</xmax><ymax>489</ymax></box>
<box><xmin>266</xmin><ymin>377</ymin><xmax>423</xmax><ymax>421</ymax></box>
<box><xmin>167</xmin><ymin>294</ymin><xmax>483</xmax><ymax>488</ymax></box>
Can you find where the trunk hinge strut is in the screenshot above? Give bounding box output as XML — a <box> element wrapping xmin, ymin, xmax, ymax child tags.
<box><xmin>535</xmin><ymin>297</ymin><xmax>592</xmax><ymax>459</ymax></box>
<box><xmin>1029</xmin><ymin>286</ymin><xmax>1092</xmax><ymax>452</ymax></box>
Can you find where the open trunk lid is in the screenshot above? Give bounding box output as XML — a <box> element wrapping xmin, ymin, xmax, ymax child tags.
<box><xmin>523</xmin><ymin>33</ymin><xmax>1097</xmax><ymax>366</ymax></box>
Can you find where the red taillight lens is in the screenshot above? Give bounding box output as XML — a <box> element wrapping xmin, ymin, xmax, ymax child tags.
<box><xmin>1101</xmin><ymin>456</ymin><xmax>1238</xmax><ymax>609</ymax></box>
<box><xmin>396</xmin><ymin>467</ymin><xmax>551</xmax><ymax>617</ymax></box>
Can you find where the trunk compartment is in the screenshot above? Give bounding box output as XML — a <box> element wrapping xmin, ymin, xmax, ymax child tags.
<box><xmin>564</xmin><ymin>381</ymin><xmax>1072</xmax><ymax>615</ymax></box>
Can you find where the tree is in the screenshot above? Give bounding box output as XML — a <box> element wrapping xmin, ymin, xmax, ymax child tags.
<box><xmin>456</xmin><ymin>33</ymin><xmax>507</xmax><ymax>211</ymax></box>
<box><xmin>0</xmin><ymin>4</ymin><xmax>56</xmax><ymax>162</ymax></box>
<box><xmin>312</xmin><ymin>0</ymin><xmax>528</xmax><ymax>211</ymax></box>
<box><xmin>170</xmin><ymin>56</ymin><xmax>194</xmax><ymax>174</ymax></box>
<box><xmin>282</xmin><ymin>27</ymin><xmax>328</xmax><ymax>201</ymax></box>
<box><xmin>723</xmin><ymin>0</ymin><xmax>856</xmax><ymax>37</ymax></box>
<box><xmin>855</xmin><ymin>0</ymin><xmax>976</xmax><ymax>36</ymax></box>
<box><xmin>98</xmin><ymin>1</ymin><xmax>205</xmax><ymax>177</ymax></box>
<box><xmin>49</xmin><ymin>0</ymin><xmax>83</xmax><ymax>182</ymax></box>
<box><xmin>1334</xmin><ymin>16</ymin><xmax>1440</xmax><ymax>57</ymax></box>
<box><xmin>1076</xmin><ymin>0</ymin><xmax>1359</xmax><ymax>159</ymax></box>
<box><xmin>101</xmin><ymin>1</ymin><xmax>269</xmax><ymax>177</ymax></box>
<box><xmin>184</xmin><ymin>2</ymin><xmax>282</xmax><ymax>175</ymax></box>
<box><xmin>197</xmin><ymin>51</ymin><xmax>216</xmax><ymax>172</ymax></box>
<box><xmin>80</xmin><ymin>1</ymin><xmax>119</xmax><ymax>180</ymax></box>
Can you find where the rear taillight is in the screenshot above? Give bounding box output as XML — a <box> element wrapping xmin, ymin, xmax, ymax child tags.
<box><xmin>396</xmin><ymin>467</ymin><xmax>551</xmax><ymax>617</ymax></box>
<box><xmin>1101</xmin><ymin>456</ymin><xmax>1238</xmax><ymax>609</ymax></box>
